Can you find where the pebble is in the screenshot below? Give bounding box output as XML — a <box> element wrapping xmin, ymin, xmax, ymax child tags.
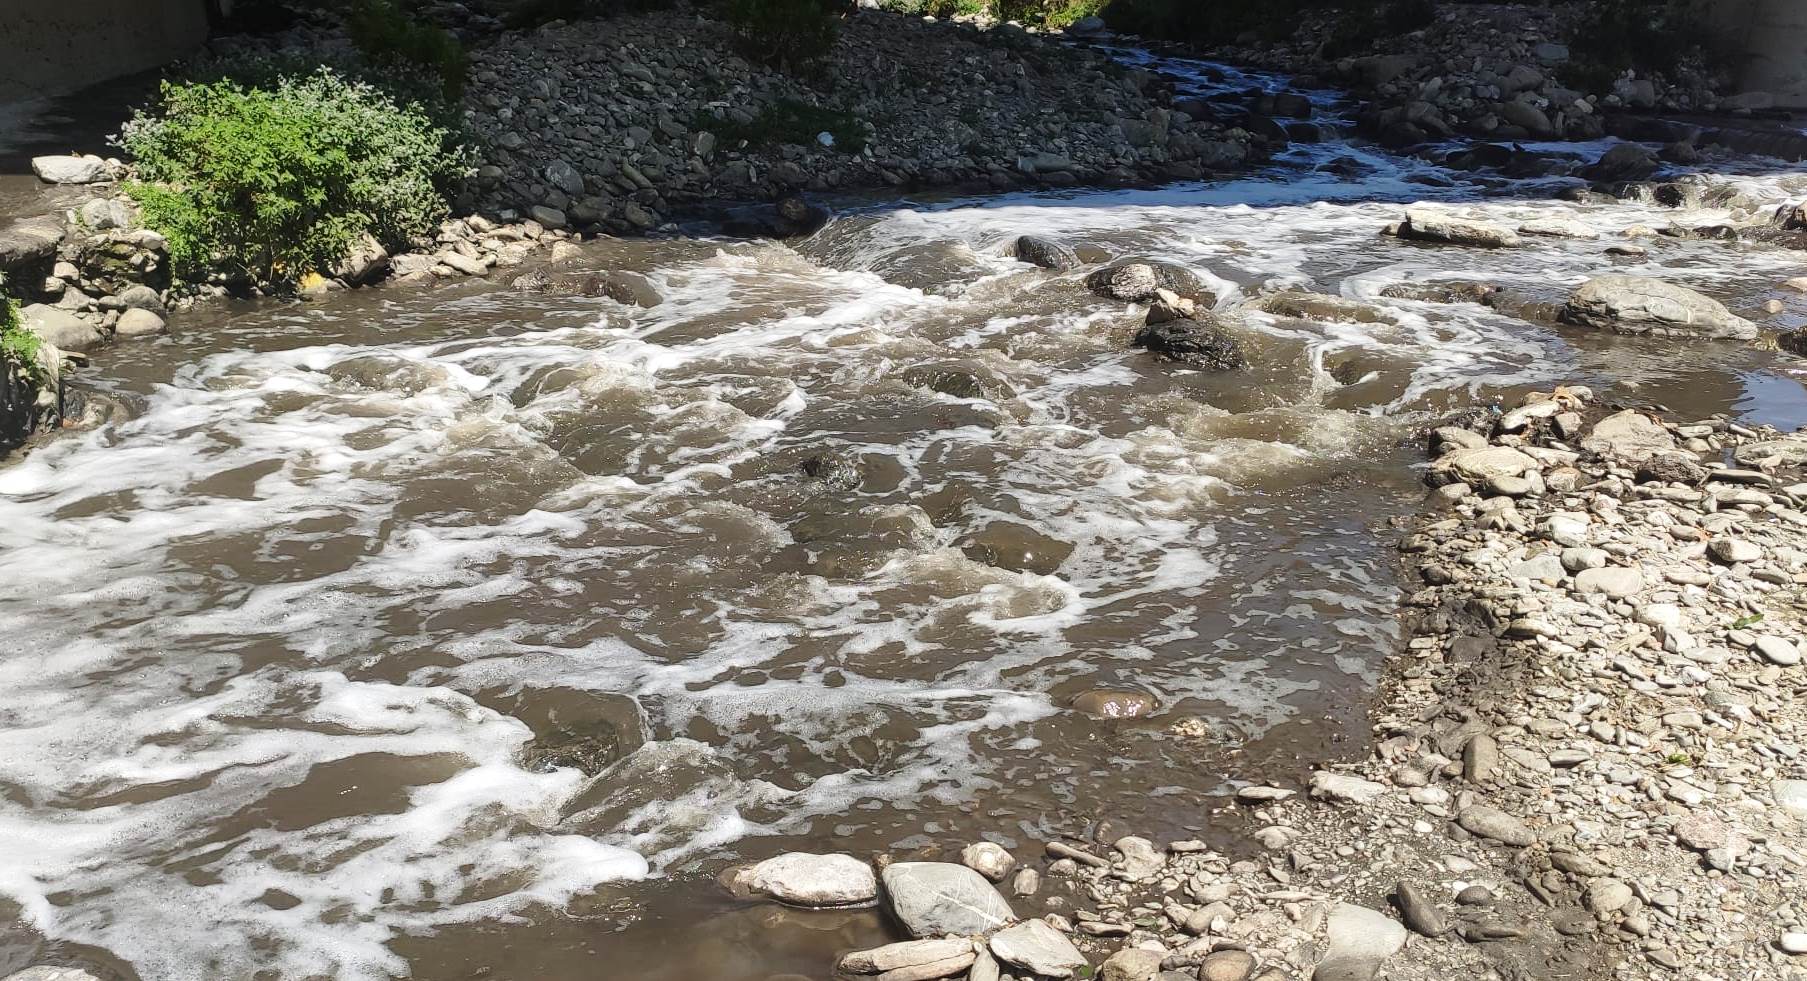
<box><xmin>1753</xmin><ymin>635</ymin><xmax>1802</xmax><ymax>666</ymax></box>
<box><xmin>1781</xmin><ymin>933</ymin><xmax>1807</xmax><ymax>955</ymax></box>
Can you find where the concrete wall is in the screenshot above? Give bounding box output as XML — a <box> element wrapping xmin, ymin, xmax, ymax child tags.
<box><xmin>0</xmin><ymin>0</ymin><xmax>209</xmax><ymax>102</ymax></box>
<box><xmin>1714</xmin><ymin>0</ymin><xmax>1807</xmax><ymax>108</ymax></box>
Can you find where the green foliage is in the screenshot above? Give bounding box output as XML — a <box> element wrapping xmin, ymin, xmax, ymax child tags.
<box><xmin>346</xmin><ymin>0</ymin><xmax>468</xmax><ymax>100</ymax></box>
<box><xmin>117</xmin><ymin>69</ymin><xmax>468</xmax><ymax>290</ymax></box>
<box><xmin>725</xmin><ymin>0</ymin><xmax>847</xmax><ymax>71</ymax></box>
<box><xmin>0</xmin><ymin>278</ymin><xmax>45</xmax><ymax>386</ymax></box>
<box><xmin>1563</xmin><ymin>0</ymin><xmax>1722</xmax><ymax>92</ymax></box>
<box><xmin>1101</xmin><ymin>0</ymin><xmax>1432</xmax><ymax>47</ymax></box>
<box><xmin>698</xmin><ymin>98</ymin><xmax>868</xmax><ymax>154</ymax></box>
<box><xmin>995</xmin><ymin>0</ymin><xmax>1104</xmax><ymax>29</ymax></box>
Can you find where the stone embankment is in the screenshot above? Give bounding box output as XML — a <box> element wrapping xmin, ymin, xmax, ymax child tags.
<box><xmin>685</xmin><ymin>386</ymin><xmax>1807</xmax><ymax>981</ymax></box>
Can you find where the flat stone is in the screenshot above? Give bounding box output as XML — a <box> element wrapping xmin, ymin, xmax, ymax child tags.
<box><xmin>1709</xmin><ymin>538</ymin><xmax>1763</xmax><ymax>564</ymax></box>
<box><xmin>1457</xmin><ymin>805</ymin><xmax>1536</xmax><ymax>846</ymax></box>
<box><xmin>739</xmin><ymin>853</ymin><xmax>877</xmax><ymax>907</ymax></box>
<box><xmin>988</xmin><ymin>919</ymin><xmax>1087</xmax><ymax>978</ymax></box>
<box><xmin>1581</xmin><ymin>410</ymin><xmax>1677</xmax><ymax>462</ymax></box>
<box><xmin>1781</xmin><ymin>933</ymin><xmax>1807</xmax><ymax>955</ymax></box>
<box><xmin>1519</xmin><ymin>217</ymin><xmax>1599</xmax><ymax>239</ymax></box>
<box><xmin>1399</xmin><ymin>207</ymin><xmax>1521</xmax><ymax>247</ymax></box>
<box><xmin>1734</xmin><ymin>438</ymin><xmax>1807</xmax><ymax>466</ymax></box>
<box><xmin>115</xmin><ymin>307</ymin><xmax>167</xmax><ymax>338</ymax></box>
<box><xmin>1113</xmin><ymin>836</ymin><xmax>1164</xmax><ymax>879</ymax></box>
<box><xmin>1437</xmin><ymin>446</ymin><xmax>1538</xmax><ymax>484</ymax></box>
<box><xmin>1314</xmin><ymin>903</ymin><xmax>1407</xmax><ymax>981</ymax></box>
<box><xmin>840</xmin><ymin>939</ymin><xmax>976</xmax><ymax>975</ymax></box>
<box><xmin>1099</xmin><ymin>947</ymin><xmax>1165</xmax><ymax>981</ymax></box>
<box><xmin>883</xmin><ymin>862</ymin><xmax>1015</xmax><ymax>938</ymax></box>
<box><xmin>1560</xmin><ymin>275</ymin><xmax>1758</xmax><ymax>340</ymax></box>
<box><xmin>1753</xmin><ymin>635</ymin><xmax>1801</xmax><ymax>666</ymax></box>
<box><xmin>1198</xmin><ymin>949</ymin><xmax>1257</xmax><ymax>981</ymax></box>
<box><xmin>1773</xmin><ymin>779</ymin><xmax>1807</xmax><ymax>818</ymax></box>
<box><xmin>1573</xmin><ymin>566</ymin><xmax>1642</xmax><ymax>598</ymax></box>
<box><xmin>1310</xmin><ymin>771</ymin><xmax>1388</xmax><ymax>804</ymax></box>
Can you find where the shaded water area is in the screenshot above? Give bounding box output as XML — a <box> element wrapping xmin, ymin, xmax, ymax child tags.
<box><xmin>4</xmin><ymin>48</ymin><xmax>1807</xmax><ymax>981</ymax></box>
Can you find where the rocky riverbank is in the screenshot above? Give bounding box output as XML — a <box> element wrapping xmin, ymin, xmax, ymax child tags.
<box><xmin>689</xmin><ymin>386</ymin><xmax>1807</xmax><ymax>981</ymax></box>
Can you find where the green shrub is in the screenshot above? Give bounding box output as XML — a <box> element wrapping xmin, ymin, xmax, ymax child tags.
<box><xmin>995</xmin><ymin>0</ymin><xmax>1103</xmax><ymax>28</ymax></box>
<box><xmin>0</xmin><ymin>278</ymin><xmax>45</xmax><ymax>385</ymax></box>
<box><xmin>346</xmin><ymin>0</ymin><xmax>468</xmax><ymax>100</ymax></box>
<box><xmin>725</xmin><ymin>0</ymin><xmax>847</xmax><ymax>71</ymax></box>
<box><xmin>505</xmin><ymin>0</ymin><xmax>676</xmax><ymax>28</ymax></box>
<box><xmin>117</xmin><ymin>69</ymin><xmax>469</xmax><ymax>290</ymax></box>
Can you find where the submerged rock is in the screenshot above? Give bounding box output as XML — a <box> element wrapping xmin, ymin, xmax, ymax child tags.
<box><xmin>511</xmin><ymin>268</ymin><xmax>662</xmax><ymax>306</ymax></box>
<box><xmin>1071</xmin><ymin>689</ymin><xmax>1159</xmax><ymax>719</ymax></box>
<box><xmin>1559</xmin><ymin>275</ymin><xmax>1757</xmax><ymax>340</ymax></box>
<box><xmin>1013</xmin><ymin>235</ymin><xmax>1080</xmax><ymax>271</ymax></box>
<box><xmin>839</xmin><ymin>938</ymin><xmax>976</xmax><ymax>976</ymax></box>
<box><xmin>1396</xmin><ymin>207</ymin><xmax>1521</xmax><ymax>247</ymax></box>
<box><xmin>1256</xmin><ymin>291</ymin><xmax>1396</xmax><ymax>323</ymax></box>
<box><xmin>882</xmin><ymin>862</ymin><xmax>1015</xmax><ymax>937</ymax></box>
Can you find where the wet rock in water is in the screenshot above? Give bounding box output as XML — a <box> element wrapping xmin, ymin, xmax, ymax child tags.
<box><xmin>735</xmin><ymin>852</ymin><xmax>877</xmax><ymax>907</ymax></box>
<box><xmin>1133</xmin><ymin>318</ymin><xmax>1246</xmax><ymax>370</ymax></box>
<box><xmin>1013</xmin><ymin>235</ymin><xmax>1080</xmax><ymax>271</ymax></box>
<box><xmin>839</xmin><ymin>938</ymin><xmax>976</xmax><ymax>977</ymax></box>
<box><xmin>1559</xmin><ymin>275</ymin><xmax>1758</xmax><ymax>340</ymax></box>
<box><xmin>1086</xmin><ymin>261</ymin><xmax>1210</xmax><ymax>303</ymax></box>
<box><xmin>1395</xmin><ymin>207</ymin><xmax>1521</xmax><ymax>247</ymax></box>
<box><xmin>1071</xmin><ymin>689</ymin><xmax>1158</xmax><ymax>719</ymax></box>
<box><xmin>1256</xmin><ymin>291</ymin><xmax>1396</xmax><ymax>324</ymax></box>
<box><xmin>1011</xmin><ymin>867</ymin><xmax>1041</xmax><ymax>897</ymax></box>
<box><xmin>510</xmin><ymin>268</ymin><xmax>660</xmax><ymax>306</ymax></box>
<box><xmin>775</xmin><ymin>194</ymin><xmax>831</xmax><ymax>237</ymax></box>
<box><xmin>1314</xmin><ymin>903</ymin><xmax>1406</xmax><ymax>981</ymax></box>
<box><xmin>1100</xmin><ymin>947</ymin><xmax>1165</xmax><ymax>981</ymax></box>
<box><xmin>958</xmin><ymin>520</ymin><xmax>1074</xmax><ymax>576</ymax></box>
<box><xmin>596</xmin><ymin>271</ymin><xmax>662</xmax><ymax>307</ymax></box>
<box><xmin>988</xmin><ymin>919</ymin><xmax>1088</xmax><ymax>978</ymax></box>
<box><xmin>900</xmin><ymin>364</ymin><xmax>1015</xmax><ymax>402</ymax></box>
<box><xmin>1197</xmin><ymin>949</ymin><xmax>1256</xmax><ymax>981</ymax></box>
<box><xmin>1580</xmin><ymin>410</ymin><xmax>1677</xmax><ymax>462</ymax></box>
<box><xmin>1517</xmin><ymin>217</ymin><xmax>1599</xmax><ymax>240</ymax></box>
<box><xmin>882</xmin><ymin>862</ymin><xmax>1015</xmax><ymax>937</ymax></box>
<box><xmin>799</xmin><ymin>452</ymin><xmax>862</xmax><ymax>491</ymax></box>
<box><xmin>960</xmin><ymin>842</ymin><xmax>1016</xmax><ymax>883</ymax></box>
<box><xmin>1584</xmin><ymin>143</ymin><xmax>1660</xmax><ymax>182</ymax></box>
<box><xmin>1379</xmin><ymin>281</ymin><xmax>1499</xmax><ymax>305</ymax></box>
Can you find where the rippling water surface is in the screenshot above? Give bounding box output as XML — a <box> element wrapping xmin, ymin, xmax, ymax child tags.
<box><xmin>3</xmin><ymin>49</ymin><xmax>1807</xmax><ymax>981</ymax></box>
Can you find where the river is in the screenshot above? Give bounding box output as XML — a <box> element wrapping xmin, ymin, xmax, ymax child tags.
<box><xmin>1</xmin><ymin>46</ymin><xmax>1805</xmax><ymax>981</ymax></box>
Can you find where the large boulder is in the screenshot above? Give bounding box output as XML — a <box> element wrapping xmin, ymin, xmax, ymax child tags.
<box><xmin>882</xmin><ymin>862</ymin><xmax>1015</xmax><ymax>938</ymax></box>
<box><xmin>1013</xmin><ymin>235</ymin><xmax>1079</xmax><ymax>271</ymax></box>
<box><xmin>1314</xmin><ymin>904</ymin><xmax>1407</xmax><ymax>981</ymax></box>
<box><xmin>0</xmin><ymin>216</ymin><xmax>66</xmax><ymax>287</ymax></box>
<box><xmin>988</xmin><ymin>919</ymin><xmax>1088</xmax><ymax>978</ymax></box>
<box><xmin>1133</xmin><ymin>318</ymin><xmax>1246</xmax><ymax>370</ymax></box>
<box><xmin>19</xmin><ymin>304</ymin><xmax>104</xmax><ymax>351</ymax></box>
<box><xmin>1396</xmin><ymin>208</ymin><xmax>1521</xmax><ymax>248</ymax></box>
<box><xmin>1559</xmin><ymin>276</ymin><xmax>1757</xmax><ymax>340</ymax></box>
<box><xmin>734</xmin><ymin>852</ymin><xmax>877</xmax><ymax>907</ymax></box>
<box><xmin>1584</xmin><ymin>143</ymin><xmax>1660</xmax><ymax>182</ymax></box>
<box><xmin>1580</xmin><ymin>410</ymin><xmax>1677</xmax><ymax>462</ymax></box>
<box><xmin>1086</xmin><ymin>261</ymin><xmax>1210</xmax><ymax>303</ymax></box>
<box><xmin>31</xmin><ymin>155</ymin><xmax>109</xmax><ymax>184</ymax></box>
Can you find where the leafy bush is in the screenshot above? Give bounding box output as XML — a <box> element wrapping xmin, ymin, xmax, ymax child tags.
<box><xmin>117</xmin><ymin>69</ymin><xmax>468</xmax><ymax>290</ymax></box>
<box><xmin>995</xmin><ymin>0</ymin><xmax>1104</xmax><ymax>28</ymax></box>
<box><xmin>725</xmin><ymin>0</ymin><xmax>848</xmax><ymax>71</ymax></box>
<box><xmin>505</xmin><ymin>0</ymin><xmax>676</xmax><ymax>28</ymax></box>
<box><xmin>346</xmin><ymin>0</ymin><xmax>468</xmax><ymax>100</ymax></box>
<box><xmin>0</xmin><ymin>278</ymin><xmax>45</xmax><ymax>385</ymax></box>
<box><xmin>1103</xmin><ymin>0</ymin><xmax>1432</xmax><ymax>46</ymax></box>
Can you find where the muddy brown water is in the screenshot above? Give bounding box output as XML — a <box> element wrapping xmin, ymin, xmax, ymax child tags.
<box><xmin>4</xmin><ymin>51</ymin><xmax>1807</xmax><ymax>981</ymax></box>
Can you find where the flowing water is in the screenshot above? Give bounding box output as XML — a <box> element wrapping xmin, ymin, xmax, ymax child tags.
<box><xmin>3</xmin><ymin>48</ymin><xmax>1807</xmax><ymax>981</ymax></box>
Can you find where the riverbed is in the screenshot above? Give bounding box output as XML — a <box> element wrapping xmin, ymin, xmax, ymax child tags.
<box><xmin>2</xmin><ymin>49</ymin><xmax>1807</xmax><ymax>981</ymax></box>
